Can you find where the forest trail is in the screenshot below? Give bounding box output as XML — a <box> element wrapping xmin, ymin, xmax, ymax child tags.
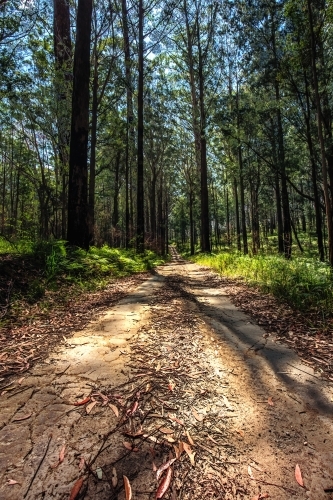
<box><xmin>1</xmin><ymin>254</ymin><xmax>333</xmax><ymax>500</ymax></box>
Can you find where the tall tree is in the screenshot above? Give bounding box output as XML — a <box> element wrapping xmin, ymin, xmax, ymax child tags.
<box><xmin>67</xmin><ymin>0</ymin><xmax>93</xmax><ymax>249</ymax></box>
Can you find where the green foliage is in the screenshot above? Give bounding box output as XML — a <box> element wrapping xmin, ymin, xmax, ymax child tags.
<box><xmin>191</xmin><ymin>251</ymin><xmax>333</xmax><ymax>315</ymax></box>
<box><xmin>0</xmin><ymin>239</ymin><xmax>166</xmax><ymax>312</ymax></box>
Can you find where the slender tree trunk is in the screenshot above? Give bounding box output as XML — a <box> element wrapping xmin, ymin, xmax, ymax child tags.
<box><xmin>122</xmin><ymin>0</ymin><xmax>133</xmax><ymax>249</ymax></box>
<box><xmin>303</xmin><ymin>71</ymin><xmax>324</xmax><ymax>260</ymax></box>
<box><xmin>53</xmin><ymin>0</ymin><xmax>72</xmax><ymax>240</ymax></box>
<box><xmin>150</xmin><ymin>172</ymin><xmax>156</xmax><ymax>245</ymax></box>
<box><xmin>239</xmin><ymin>146</ymin><xmax>248</xmax><ymax>254</ymax></box>
<box><xmin>271</xmin><ymin>22</ymin><xmax>292</xmax><ymax>258</ymax></box>
<box><xmin>112</xmin><ymin>151</ymin><xmax>121</xmax><ymax>247</ymax></box>
<box><xmin>89</xmin><ymin>40</ymin><xmax>98</xmax><ymax>245</ymax></box>
<box><xmin>189</xmin><ymin>190</ymin><xmax>195</xmax><ymax>255</ymax></box>
<box><xmin>275</xmin><ymin>172</ymin><xmax>284</xmax><ymax>254</ymax></box>
<box><xmin>234</xmin><ymin>176</ymin><xmax>241</xmax><ymax>251</ymax></box>
<box><xmin>136</xmin><ymin>0</ymin><xmax>144</xmax><ymax>252</ymax></box>
<box><xmin>67</xmin><ymin>0</ymin><xmax>92</xmax><ymax>249</ymax></box>
<box><xmin>198</xmin><ymin>36</ymin><xmax>210</xmax><ymax>252</ymax></box>
<box><xmin>225</xmin><ymin>184</ymin><xmax>230</xmax><ymax>246</ymax></box>
<box><xmin>307</xmin><ymin>0</ymin><xmax>333</xmax><ymax>264</ymax></box>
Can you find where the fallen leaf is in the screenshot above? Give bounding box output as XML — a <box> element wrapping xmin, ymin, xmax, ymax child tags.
<box><xmin>74</xmin><ymin>396</ymin><xmax>91</xmax><ymax>406</ymax></box>
<box><xmin>182</xmin><ymin>442</ymin><xmax>195</xmax><ymax>466</ymax></box>
<box><xmin>156</xmin><ymin>362</ymin><xmax>161</xmax><ymax>371</ymax></box>
<box><xmin>165</xmin><ymin>436</ymin><xmax>176</xmax><ymax>443</ymax></box>
<box><xmin>127</xmin><ymin>401</ymin><xmax>138</xmax><ymax>416</ymax></box>
<box><xmin>86</xmin><ymin>401</ymin><xmax>98</xmax><ymax>414</ymax></box>
<box><xmin>186</xmin><ymin>430</ymin><xmax>194</xmax><ymax>445</ymax></box>
<box><xmin>12</xmin><ymin>413</ymin><xmax>32</xmax><ymax>422</ymax></box>
<box><xmin>156</xmin><ymin>458</ymin><xmax>177</xmax><ymax>480</ymax></box>
<box><xmin>207</xmin><ymin>434</ymin><xmax>218</xmax><ymax>445</ymax></box>
<box><xmin>248</xmin><ymin>465</ymin><xmax>255</xmax><ymax>479</ymax></box>
<box><xmin>7</xmin><ymin>479</ymin><xmax>19</xmax><ymax>485</ymax></box>
<box><xmin>156</xmin><ymin>466</ymin><xmax>172</xmax><ymax>499</ymax></box>
<box><xmin>267</xmin><ymin>397</ymin><xmax>274</xmax><ymax>406</ymax></box>
<box><xmin>18</xmin><ymin>377</ymin><xmax>25</xmax><ymax>385</ymax></box>
<box><xmin>78</xmin><ymin>457</ymin><xmax>85</xmax><ymax>470</ymax></box>
<box><xmin>145</xmin><ymin>383</ymin><xmax>152</xmax><ymax>392</ymax></box>
<box><xmin>109</xmin><ymin>403</ymin><xmax>119</xmax><ymax>417</ymax></box>
<box><xmin>123</xmin><ymin>441</ymin><xmax>133</xmax><ymax>451</ymax></box>
<box><xmin>160</xmin><ymin>427</ymin><xmax>174</xmax><ymax>435</ymax></box>
<box><xmin>192</xmin><ymin>408</ymin><xmax>204</xmax><ymax>422</ymax></box>
<box><xmin>168</xmin><ymin>414</ymin><xmax>184</xmax><ymax>426</ymax></box>
<box><xmin>96</xmin><ymin>467</ymin><xmax>103</xmax><ymax>480</ymax></box>
<box><xmin>178</xmin><ymin>441</ymin><xmax>184</xmax><ymax>454</ymax></box>
<box><xmin>295</xmin><ymin>464</ymin><xmax>304</xmax><ymax>487</ymax></box>
<box><xmin>69</xmin><ymin>477</ymin><xmax>84</xmax><ymax>500</ymax></box>
<box><xmin>123</xmin><ymin>475</ymin><xmax>132</xmax><ymax>500</ymax></box>
<box><xmin>52</xmin><ymin>444</ymin><xmax>66</xmax><ymax>468</ymax></box>
<box><xmin>111</xmin><ymin>467</ymin><xmax>118</xmax><ymax>488</ymax></box>
<box><xmin>173</xmin><ymin>445</ymin><xmax>180</xmax><ymax>459</ymax></box>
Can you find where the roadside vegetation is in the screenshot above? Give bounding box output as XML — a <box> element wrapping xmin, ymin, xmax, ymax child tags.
<box><xmin>182</xmin><ymin>242</ymin><xmax>333</xmax><ymax>316</ymax></box>
<box><xmin>0</xmin><ymin>238</ymin><xmax>165</xmax><ymax>327</ymax></box>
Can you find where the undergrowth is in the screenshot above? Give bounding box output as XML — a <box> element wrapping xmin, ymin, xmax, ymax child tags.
<box><xmin>188</xmin><ymin>251</ymin><xmax>333</xmax><ymax>315</ymax></box>
<box><xmin>0</xmin><ymin>238</ymin><xmax>166</xmax><ymax>323</ymax></box>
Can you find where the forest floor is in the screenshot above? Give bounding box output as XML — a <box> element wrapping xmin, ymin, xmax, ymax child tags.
<box><xmin>0</xmin><ymin>252</ymin><xmax>333</xmax><ymax>499</ymax></box>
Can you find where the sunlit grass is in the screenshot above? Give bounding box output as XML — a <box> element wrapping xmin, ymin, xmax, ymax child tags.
<box><xmin>189</xmin><ymin>251</ymin><xmax>333</xmax><ymax>315</ymax></box>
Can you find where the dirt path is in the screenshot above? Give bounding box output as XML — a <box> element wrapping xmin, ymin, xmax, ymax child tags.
<box><xmin>1</xmin><ymin>256</ymin><xmax>333</xmax><ymax>499</ymax></box>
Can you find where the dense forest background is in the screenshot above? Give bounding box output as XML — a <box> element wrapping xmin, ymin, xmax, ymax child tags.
<box><xmin>1</xmin><ymin>0</ymin><xmax>333</xmax><ymax>265</ymax></box>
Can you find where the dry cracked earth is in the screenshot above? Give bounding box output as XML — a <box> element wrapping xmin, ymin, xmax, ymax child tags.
<box><xmin>0</xmin><ymin>254</ymin><xmax>333</xmax><ymax>500</ymax></box>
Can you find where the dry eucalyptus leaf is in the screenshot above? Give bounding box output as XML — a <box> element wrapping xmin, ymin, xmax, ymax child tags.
<box><xmin>86</xmin><ymin>401</ymin><xmax>98</xmax><ymax>414</ymax></box>
<box><xmin>295</xmin><ymin>464</ymin><xmax>304</xmax><ymax>487</ymax></box>
<box><xmin>192</xmin><ymin>408</ymin><xmax>204</xmax><ymax>422</ymax></box>
<box><xmin>123</xmin><ymin>475</ymin><xmax>132</xmax><ymax>500</ymax></box>
<box><xmin>108</xmin><ymin>403</ymin><xmax>119</xmax><ymax>417</ymax></box>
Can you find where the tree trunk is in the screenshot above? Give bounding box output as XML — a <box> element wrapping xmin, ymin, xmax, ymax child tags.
<box><xmin>136</xmin><ymin>0</ymin><xmax>144</xmax><ymax>253</ymax></box>
<box><xmin>122</xmin><ymin>0</ymin><xmax>134</xmax><ymax>249</ymax></box>
<box><xmin>89</xmin><ymin>39</ymin><xmax>98</xmax><ymax>245</ymax></box>
<box><xmin>189</xmin><ymin>189</ymin><xmax>195</xmax><ymax>255</ymax></box>
<box><xmin>307</xmin><ymin>0</ymin><xmax>333</xmax><ymax>264</ymax></box>
<box><xmin>272</xmin><ymin>23</ymin><xmax>292</xmax><ymax>258</ymax></box>
<box><xmin>234</xmin><ymin>176</ymin><xmax>241</xmax><ymax>251</ymax></box>
<box><xmin>67</xmin><ymin>0</ymin><xmax>92</xmax><ymax>249</ymax></box>
<box><xmin>239</xmin><ymin>145</ymin><xmax>248</xmax><ymax>254</ymax></box>
<box><xmin>53</xmin><ymin>0</ymin><xmax>72</xmax><ymax>240</ymax></box>
<box><xmin>198</xmin><ymin>35</ymin><xmax>210</xmax><ymax>253</ymax></box>
<box><xmin>303</xmin><ymin>70</ymin><xmax>324</xmax><ymax>260</ymax></box>
<box><xmin>112</xmin><ymin>151</ymin><xmax>121</xmax><ymax>247</ymax></box>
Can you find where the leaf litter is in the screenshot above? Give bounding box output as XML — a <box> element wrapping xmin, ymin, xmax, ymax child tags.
<box><xmin>5</xmin><ymin>258</ymin><xmax>324</xmax><ymax>499</ymax></box>
<box><xmin>69</xmin><ymin>276</ymin><xmax>269</xmax><ymax>499</ymax></box>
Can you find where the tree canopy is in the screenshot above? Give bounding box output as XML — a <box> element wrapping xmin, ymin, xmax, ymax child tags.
<box><xmin>0</xmin><ymin>0</ymin><xmax>333</xmax><ymax>263</ymax></box>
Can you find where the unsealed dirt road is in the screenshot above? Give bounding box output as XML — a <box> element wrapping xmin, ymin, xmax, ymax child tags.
<box><xmin>1</xmin><ymin>255</ymin><xmax>333</xmax><ymax>500</ymax></box>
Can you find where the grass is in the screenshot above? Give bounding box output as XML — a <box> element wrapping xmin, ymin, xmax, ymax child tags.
<box><xmin>187</xmin><ymin>250</ymin><xmax>333</xmax><ymax>315</ymax></box>
<box><xmin>0</xmin><ymin>238</ymin><xmax>167</xmax><ymax>323</ymax></box>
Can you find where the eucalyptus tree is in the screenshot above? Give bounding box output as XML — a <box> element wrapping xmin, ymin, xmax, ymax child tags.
<box><xmin>170</xmin><ymin>0</ymin><xmax>222</xmax><ymax>253</ymax></box>
<box><xmin>67</xmin><ymin>0</ymin><xmax>93</xmax><ymax>249</ymax></box>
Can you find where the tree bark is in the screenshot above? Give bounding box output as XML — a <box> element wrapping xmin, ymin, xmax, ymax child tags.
<box><xmin>234</xmin><ymin>176</ymin><xmax>241</xmax><ymax>251</ymax></box>
<box><xmin>67</xmin><ymin>0</ymin><xmax>92</xmax><ymax>249</ymax></box>
<box><xmin>122</xmin><ymin>0</ymin><xmax>134</xmax><ymax>249</ymax></box>
<box><xmin>307</xmin><ymin>0</ymin><xmax>333</xmax><ymax>264</ymax></box>
<box><xmin>53</xmin><ymin>0</ymin><xmax>72</xmax><ymax>240</ymax></box>
<box><xmin>89</xmin><ymin>38</ymin><xmax>98</xmax><ymax>245</ymax></box>
<box><xmin>136</xmin><ymin>0</ymin><xmax>144</xmax><ymax>252</ymax></box>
